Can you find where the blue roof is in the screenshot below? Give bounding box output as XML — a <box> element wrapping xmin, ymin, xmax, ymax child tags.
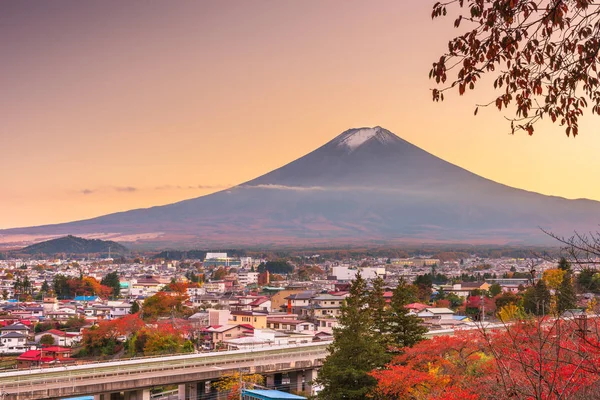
<box><xmin>242</xmin><ymin>389</ymin><xmax>307</xmax><ymax>400</ymax></box>
<box><xmin>74</xmin><ymin>296</ymin><xmax>98</xmax><ymax>301</ymax></box>
<box><xmin>61</xmin><ymin>397</ymin><xmax>93</xmax><ymax>400</ymax></box>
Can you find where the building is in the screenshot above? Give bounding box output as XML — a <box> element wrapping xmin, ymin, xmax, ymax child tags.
<box><xmin>229</xmin><ymin>311</ymin><xmax>268</xmax><ymax>329</ymax></box>
<box><xmin>203</xmin><ymin>325</ymin><xmax>253</xmax><ymax>349</ymax></box>
<box><xmin>16</xmin><ymin>346</ymin><xmax>73</xmax><ymax>369</ymax></box>
<box><xmin>331</xmin><ymin>266</ymin><xmax>385</xmax><ymax>280</ymax></box>
<box><xmin>266</xmin><ymin>318</ymin><xmax>315</xmax><ymax>332</ymax></box>
<box><xmin>238</xmin><ymin>271</ymin><xmax>260</xmax><ymax>286</ymax></box>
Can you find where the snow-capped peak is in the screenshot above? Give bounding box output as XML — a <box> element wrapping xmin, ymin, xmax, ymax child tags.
<box><xmin>335</xmin><ymin>126</ymin><xmax>397</xmax><ymax>152</ymax></box>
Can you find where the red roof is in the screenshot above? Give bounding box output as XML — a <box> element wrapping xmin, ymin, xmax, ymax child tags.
<box><xmin>43</xmin><ymin>329</ymin><xmax>79</xmax><ymax>337</ymax></box>
<box><xmin>238</xmin><ymin>324</ymin><xmax>255</xmax><ymax>331</ymax></box>
<box><xmin>17</xmin><ymin>350</ymin><xmax>54</xmax><ymax>362</ymax></box>
<box><xmin>405</xmin><ymin>303</ymin><xmax>429</xmax><ymax>311</ymax></box>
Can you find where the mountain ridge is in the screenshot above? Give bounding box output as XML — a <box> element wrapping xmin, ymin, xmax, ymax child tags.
<box><xmin>16</xmin><ymin>235</ymin><xmax>129</xmax><ymax>255</ymax></box>
<box><xmin>2</xmin><ymin>126</ymin><xmax>599</xmax><ymax>247</ymax></box>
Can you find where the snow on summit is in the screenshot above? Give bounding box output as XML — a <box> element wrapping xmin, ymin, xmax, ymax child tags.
<box><xmin>335</xmin><ymin>126</ymin><xmax>395</xmax><ymax>151</ymax></box>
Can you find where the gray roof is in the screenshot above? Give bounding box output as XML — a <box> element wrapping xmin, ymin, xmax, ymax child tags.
<box><xmin>0</xmin><ymin>332</ymin><xmax>28</xmax><ymax>338</ymax></box>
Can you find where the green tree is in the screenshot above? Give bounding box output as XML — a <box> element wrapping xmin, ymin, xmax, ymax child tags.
<box><xmin>523</xmin><ymin>280</ymin><xmax>551</xmax><ymax>316</ymax></box>
<box><xmin>130</xmin><ymin>301</ymin><xmax>140</xmax><ymax>314</ymax></box>
<box><xmin>388</xmin><ymin>279</ymin><xmax>427</xmax><ymax>350</ymax></box>
<box><xmin>40</xmin><ymin>280</ymin><xmax>50</xmax><ymax>294</ymax></box>
<box><xmin>53</xmin><ymin>274</ymin><xmax>71</xmax><ymax>299</ymax></box>
<box><xmin>368</xmin><ymin>276</ymin><xmax>390</xmax><ymax>352</ymax></box>
<box><xmin>558</xmin><ymin>257</ymin><xmax>572</xmax><ymax>272</ymax></box>
<box><xmin>489</xmin><ymin>283</ymin><xmax>502</xmax><ymax>297</ymax></box>
<box><xmin>40</xmin><ymin>334</ymin><xmax>55</xmax><ymax>346</ymax></box>
<box><xmin>100</xmin><ymin>271</ymin><xmax>120</xmax><ymax>298</ymax></box>
<box><xmin>557</xmin><ymin>271</ymin><xmax>577</xmax><ymax>315</ymax></box>
<box><xmin>316</xmin><ymin>272</ymin><xmax>389</xmax><ymax>400</ymax></box>
<box><xmin>577</xmin><ymin>268</ymin><xmax>600</xmax><ymax>293</ymax></box>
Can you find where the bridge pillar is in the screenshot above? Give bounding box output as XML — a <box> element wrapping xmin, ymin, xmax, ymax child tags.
<box><xmin>124</xmin><ymin>389</ymin><xmax>151</xmax><ymax>400</ymax></box>
<box><xmin>178</xmin><ymin>382</ymin><xmax>198</xmax><ymax>400</ymax></box>
<box><xmin>305</xmin><ymin>369</ymin><xmax>319</xmax><ymax>395</ymax></box>
<box><xmin>289</xmin><ymin>371</ymin><xmax>303</xmax><ymax>393</ymax></box>
<box><xmin>266</xmin><ymin>374</ymin><xmax>275</xmax><ymax>388</ymax></box>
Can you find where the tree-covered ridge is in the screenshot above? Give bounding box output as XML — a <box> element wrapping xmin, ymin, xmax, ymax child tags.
<box><xmin>19</xmin><ymin>235</ymin><xmax>128</xmax><ymax>255</ymax></box>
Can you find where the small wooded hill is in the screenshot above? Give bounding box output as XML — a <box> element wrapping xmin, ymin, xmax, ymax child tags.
<box><xmin>19</xmin><ymin>235</ymin><xmax>128</xmax><ymax>255</ymax></box>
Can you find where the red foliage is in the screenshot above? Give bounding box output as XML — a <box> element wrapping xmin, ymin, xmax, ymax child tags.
<box><xmin>372</xmin><ymin>317</ymin><xmax>600</xmax><ymax>399</ymax></box>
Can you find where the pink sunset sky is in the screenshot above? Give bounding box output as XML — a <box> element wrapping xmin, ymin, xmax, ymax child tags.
<box><xmin>1</xmin><ymin>0</ymin><xmax>598</xmax><ymax>229</ymax></box>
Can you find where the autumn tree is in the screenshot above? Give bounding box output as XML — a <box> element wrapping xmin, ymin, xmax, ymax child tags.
<box><xmin>141</xmin><ymin>291</ymin><xmax>188</xmax><ymax>320</ymax></box>
<box><xmin>316</xmin><ymin>272</ymin><xmax>389</xmax><ymax>399</ymax></box>
<box><xmin>82</xmin><ymin>314</ymin><xmax>145</xmax><ymax>356</ymax></box>
<box><xmin>430</xmin><ymin>0</ymin><xmax>600</xmax><ymax>136</ymax></box>
<box><xmin>213</xmin><ymin>372</ymin><xmax>265</xmax><ymax>400</ymax></box>
<box><xmin>371</xmin><ymin>332</ymin><xmax>492</xmax><ymax>399</ymax></box>
<box><xmin>373</xmin><ymin>318</ymin><xmax>600</xmax><ymax>399</ymax></box>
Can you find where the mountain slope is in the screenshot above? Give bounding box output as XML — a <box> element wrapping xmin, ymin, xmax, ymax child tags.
<box><xmin>3</xmin><ymin>127</ymin><xmax>599</xmax><ymax>246</ymax></box>
<box><xmin>18</xmin><ymin>235</ymin><xmax>128</xmax><ymax>255</ymax></box>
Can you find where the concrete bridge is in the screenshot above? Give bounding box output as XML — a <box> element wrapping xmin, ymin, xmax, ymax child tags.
<box><xmin>0</xmin><ymin>342</ymin><xmax>329</xmax><ymax>400</ymax></box>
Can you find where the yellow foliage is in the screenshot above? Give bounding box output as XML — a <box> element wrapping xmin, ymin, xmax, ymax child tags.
<box><xmin>542</xmin><ymin>268</ymin><xmax>565</xmax><ymax>291</ymax></box>
<box><xmin>498</xmin><ymin>304</ymin><xmax>525</xmax><ymax>322</ymax></box>
<box><xmin>587</xmin><ymin>298</ymin><xmax>598</xmax><ymax>313</ymax></box>
<box><xmin>212</xmin><ymin>372</ymin><xmax>265</xmax><ymax>399</ymax></box>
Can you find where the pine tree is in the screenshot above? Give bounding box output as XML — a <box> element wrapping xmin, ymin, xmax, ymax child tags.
<box><xmin>316</xmin><ymin>272</ymin><xmax>388</xmax><ymax>400</ymax></box>
<box><xmin>558</xmin><ymin>257</ymin><xmax>572</xmax><ymax>272</ymax></box>
<box><xmin>557</xmin><ymin>271</ymin><xmax>577</xmax><ymax>315</ymax></box>
<box><xmin>523</xmin><ymin>280</ymin><xmax>551</xmax><ymax>315</ymax></box>
<box><xmin>388</xmin><ymin>279</ymin><xmax>427</xmax><ymax>350</ymax></box>
<box><xmin>130</xmin><ymin>301</ymin><xmax>140</xmax><ymax>314</ymax></box>
<box><xmin>368</xmin><ymin>276</ymin><xmax>388</xmax><ymax>337</ymax></box>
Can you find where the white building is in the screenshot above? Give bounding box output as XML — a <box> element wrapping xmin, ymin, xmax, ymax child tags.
<box><xmin>205</xmin><ymin>253</ymin><xmax>228</xmax><ymax>260</ymax></box>
<box><xmin>332</xmin><ymin>266</ymin><xmax>385</xmax><ymax>280</ymax></box>
<box><xmin>237</xmin><ymin>272</ymin><xmax>259</xmax><ymax>286</ymax></box>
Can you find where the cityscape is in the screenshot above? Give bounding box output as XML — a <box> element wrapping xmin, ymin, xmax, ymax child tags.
<box><xmin>3</xmin><ymin>1</ymin><xmax>600</xmax><ymax>400</ymax></box>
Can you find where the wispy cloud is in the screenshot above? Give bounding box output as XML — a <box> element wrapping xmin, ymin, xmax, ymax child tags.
<box><xmin>77</xmin><ymin>184</ymin><xmax>231</xmax><ymax>195</ymax></box>
<box><xmin>243</xmin><ymin>184</ymin><xmax>327</xmax><ymax>191</ymax></box>
<box><xmin>115</xmin><ymin>186</ymin><xmax>137</xmax><ymax>192</ymax></box>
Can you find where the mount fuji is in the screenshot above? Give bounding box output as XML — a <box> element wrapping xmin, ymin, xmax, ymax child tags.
<box><xmin>4</xmin><ymin>127</ymin><xmax>600</xmax><ymax>247</ymax></box>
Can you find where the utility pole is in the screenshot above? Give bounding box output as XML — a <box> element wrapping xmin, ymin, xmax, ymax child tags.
<box><xmin>239</xmin><ymin>367</ymin><xmax>243</xmax><ymax>400</ymax></box>
<box><xmin>480</xmin><ymin>293</ymin><xmax>485</xmax><ymax>323</ymax></box>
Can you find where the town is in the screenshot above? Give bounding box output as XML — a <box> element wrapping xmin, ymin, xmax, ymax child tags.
<box><xmin>0</xmin><ymin>249</ymin><xmax>591</xmax><ymax>369</ymax></box>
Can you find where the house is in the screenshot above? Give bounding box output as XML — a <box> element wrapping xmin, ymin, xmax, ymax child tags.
<box><xmin>266</xmin><ymin>318</ymin><xmax>315</xmax><ymax>332</ymax></box>
<box><xmin>0</xmin><ymin>322</ymin><xmax>32</xmax><ymax>339</ymax></box>
<box><xmin>301</xmin><ymin>294</ymin><xmax>346</xmax><ymax>320</ymax></box>
<box><xmin>283</xmin><ymin>291</ymin><xmax>317</xmax><ymax>315</ymax></box>
<box><xmin>107</xmin><ymin>301</ymin><xmax>132</xmax><ymax>318</ymax></box>
<box><xmin>16</xmin><ymin>346</ymin><xmax>73</xmax><ymax>369</ymax></box>
<box><xmin>405</xmin><ymin>303</ymin><xmax>429</xmax><ymax>313</ymax></box>
<box><xmin>229</xmin><ymin>311</ymin><xmax>268</xmax><ymax>329</ymax></box>
<box><xmin>203</xmin><ymin>325</ymin><xmax>254</xmax><ymax>349</ymax></box>
<box><xmin>418</xmin><ymin>307</ymin><xmax>455</xmax><ymax>321</ymax></box>
<box><xmin>314</xmin><ymin>316</ymin><xmax>340</xmax><ymax>333</ymax></box>
<box><xmin>35</xmin><ymin>329</ymin><xmax>81</xmax><ymax>347</ymax></box>
<box><xmin>0</xmin><ymin>332</ymin><xmax>34</xmax><ymax>354</ymax></box>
